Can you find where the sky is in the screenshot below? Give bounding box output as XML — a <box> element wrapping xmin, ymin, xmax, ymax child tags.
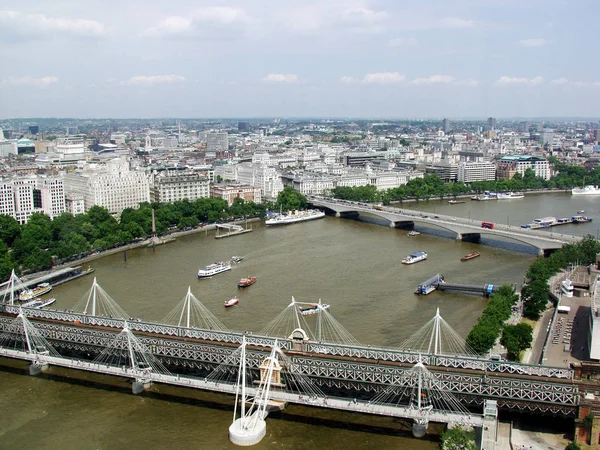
<box><xmin>0</xmin><ymin>0</ymin><xmax>599</xmax><ymax>119</ymax></box>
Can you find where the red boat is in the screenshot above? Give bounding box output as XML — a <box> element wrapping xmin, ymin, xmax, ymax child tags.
<box><xmin>237</xmin><ymin>276</ymin><xmax>257</xmax><ymax>288</ymax></box>
<box><xmin>461</xmin><ymin>252</ymin><xmax>481</xmax><ymax>262</ymax></box>
<box><xmin>224</xmin><ymin>297</ymin><xmax>239</xmax><ymax>307</ymax></box>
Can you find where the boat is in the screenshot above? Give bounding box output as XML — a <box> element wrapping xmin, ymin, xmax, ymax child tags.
<box><xmin>408</xmin><ymin>230</ymin><xmax>420</xmax><ymax>236</ymax></box>
<box><xmin>577</xmin><ymin>210</ymin><xmax>585</xmax><ymax>214</ymax></box>
<box><xmin>224</xmin><ymin>297</ymin><xmax>239</xmax><ymax>307</ymax></box>
<box><xmin>497</xmin><ymin>192</ymin><xmax>524</xmax><ymax>200</ymax></box>
<box><xmin>532</xmin><ymin>217</ymin><xmax>557</xmax><ymax>228</ymax></box>
<box><xmin>402</xmin><ymin>251</ymin><xmax>428</xmax><ymax>265</ymax></box>
<box><xmin>197</xmin><ymin>262</ymin><xmax>232</xmax><ymax>278</ymax></box>
<box><xmin>448</xmin><ymin>200</ymin><xmax>465</xmax><ymax>204</ymax></box>
<box><xmin>461</xmin><ymin>252</ymin><xmax>481</xmax><ymax>262</ymax></box>
<box><xmin>471</xmin><ymin>195</ymin><xmax>491</xmax><ymax>201</ymax></box>
<box><xmin>237</xmin><ymin>276</ymin><xmax>257</xmax><ymax>288</ymax></box>
<box><xmin>231</xmin><ymin>256</ymin><xmax>244</xmax><ymax>263</ymax></box>
<box><xmin>298</xmin><ymin>303</ymin><xmax>331</xmax><ymax>316</ymax></box>
<box><xmin>572</xmin><ymin>215</ymin><xmax>593</xmax><ymax>223</ymax></box>
<box><xmin>414</xmin><ymin>285</ymin><xmax>436</xmax><ymax>295</ymax></box>
<box><xmin>19</xmin><ymin>282</ymin><xmax>52</xmax><ymax>301</ymax></box>
<box><xmin>21</xmin><ymin>298</ymin><xmax>56</xmax><ymax>309</ymax></box>
<box><xmin>572</xmin><ymin>186</ymin><xmax>600</xmax><ymax>195</ymax></box>
<box><xmin>265</xmin><ymin>209</ymin><xmax>325</xmax><ymax>226</ymax></box>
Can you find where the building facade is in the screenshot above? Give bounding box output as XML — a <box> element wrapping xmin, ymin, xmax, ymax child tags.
<box><xmin>63</xmin><ymin>158</ymin><xmax>150</xmax><ymax>215</ymax></box>
<box><xmin>151</xmin><ymin>170</ymin><xmax>210</xmax><ymax>203</ymax></box>
<box><xmin>211</xmin><ymin>184</ymin><xmax>261</xmax><ymax>206</ymax></box>
<box><xmin>458</xmin><ymin>161</ymin><xmax>497</xmax><ymax>183</ymax></box>
<box><xmin>496</xmin><ymin>156</ymin><xmax>551</xmax><ymax>180</ymax></box>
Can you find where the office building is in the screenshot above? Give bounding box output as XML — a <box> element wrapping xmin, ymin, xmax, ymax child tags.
<box><xmin>487</xmin><ymin>117</ymin><xmax>496</xmax><ymax>130</ymax></box>
<box><xmin>206</xmin><ymin>133</ymin><xmax>229</xmax><ymax>153</ymax></box>
<box><xmin>238</xmin><ymin>122</ymin><xmax>249</xmax><ymax>132</ymax></box>
<box><xmin>151</xmin><ymin>170</ymin><xmax>210</xmax><ymax>203</ymax></box>
<box><xmin>458</xmin><ymin>161</ymin><xmax>496</xmax><ymax>183</ymax></box>
<box><xmin>211</xmin><ymin>184</ymin><xmax>261</xmax><ymax>206</ymax></box>
<box><xmin>496</xmin><ymin>155</ymin><xmax>551</xmax><ymax>180</ymax></box>
<box><xmin>56</xmin><ymin>136</ymin><xmax>86</xmax><ymax>154</ymax></box>
<box><xmin>518</xmin><ymin>121</ymin><xmax>528</xmax><ymax>133</ymax></box>
<box><xmin>63</xmin><ymin>157</ymin><xmax>150</xmax><ymax>215</ymax></box>
<box><xmin>442</xmin><ymin>118</ymin><xmax>451</xmax><ymax>133</ymax></box>
<box><xmin>28</xmin><ymin>125</ymin><xmax>39</xmax><ymax>135</ymax></box>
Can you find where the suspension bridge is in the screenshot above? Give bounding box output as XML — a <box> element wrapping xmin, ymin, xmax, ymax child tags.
<box><xmin>0</xmin><ymin>273</ymin><xmax>579</xmax><ymax>447</ymax></box>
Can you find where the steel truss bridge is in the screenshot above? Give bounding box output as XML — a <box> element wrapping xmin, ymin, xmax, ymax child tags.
<box><xmin>308</xmin><ymin>198</ymin><xmax>582</xmax><ymax>255</ymax></box>
<box><xmin>0</xmin><ymin>304</ymin><xmax>579</xmax><ymax>419</ymax></box>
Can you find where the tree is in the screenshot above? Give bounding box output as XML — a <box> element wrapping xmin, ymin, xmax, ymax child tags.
<box><xmin>276</xmin><ymin>186</ymin><xmax>307</xmax><ymax>211</ymax></box>
<box><xmin>440</xmin><ymin>425</ymin><xmax>476</xmax><ymax>450</ymax></box>
<box><xmin>501</xmin><ymin>323</ymin><xmax>533</xmax><ymax>360</ymax></box>
<box><xmin>521</xmin><ymin>280</ymin><xmax>549</xmax><ymax>320</ymax></box>
<box><xmin>0</xmin><ymin>214</ymin><xmax>21</xmax><ymax>247</ymax></box>
<box><xmin>565</xmin><ymin>442</ymin><xmax>581</xmax><ymax>450</ymax></box>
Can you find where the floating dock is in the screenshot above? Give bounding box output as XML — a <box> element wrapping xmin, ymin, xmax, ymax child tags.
<box><xmin>215</xmin><ymin>223</ymin><xmax>253</xmax><ymax>239</ymax></box>
<box><xmin>415</xmin><ymin>274</ymin><xmax>497</xmax><ymax>297</ymax></box>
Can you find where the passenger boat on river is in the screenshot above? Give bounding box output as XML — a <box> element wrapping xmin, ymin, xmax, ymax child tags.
<box><xmin>224</xmin><ymin>297</ymin><xmax>239</xmax><ymax>307</ymax></box>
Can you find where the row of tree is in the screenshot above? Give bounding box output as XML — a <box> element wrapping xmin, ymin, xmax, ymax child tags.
<box><xmin>521</xmin><ymin>235</ymin><xmax>600</xmax><ymax>320</ymax></box>
<box><xmin>465</xmin><ymin>285</ymin><xmax>521</xmax><ymax>355</ymax></box>
<box><xmin>330</xmin><ymin>163</ymin><xmax>600</xmax><ymax>203</ymax></box>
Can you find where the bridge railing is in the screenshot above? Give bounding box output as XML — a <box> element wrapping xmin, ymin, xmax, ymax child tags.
<box><xmin>1</xmin><ymin>305</ymin><xmax>572</xmax><ymax>379</ymax></box>
<box><xmin>2</xmin><ymin>305</ymin><xmax>290</xmax><ymax>350</ymax></box>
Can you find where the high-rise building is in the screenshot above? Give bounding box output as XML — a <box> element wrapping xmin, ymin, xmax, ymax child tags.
<box><xmin>206</xmin><ymin>133</ymin><xmax>229</xmax><ymax>153</ymax></box>
<box><xmin>487</xmin><ymin>117</ymin><xmax>496</xmax><ymax>130</ymax></box>
<box><xmin>442</xmin><ymin>118</ymin><xmax>451</xmax><ymax>133</ymax></box>
<box><xmin>38</xmin><ymin>178</ymin><xmax>66</xmax><ymax>219</ymax></box>
<box><xmin>517</xmin><ymin>121</ymin><xmax>528</xmax><ymax>133</ymax></box>
<box><xmin>594</xmin><ymin>129</ymin><xmax>600</xmax><ymax>143</ymax></box>
<box><xmin>28</xmin><ymin>125</ymin><xmax>39</xmax><ymax>135</ymax></box>
<box><xmin>458</xmin><ymin>161</ymin><xmax>496</xmax><ymax>183</ymax></box>
<box><xmin>238</xmin><ymin>122</ymin><xmax>249</xmax><ymax>132</ymax></box>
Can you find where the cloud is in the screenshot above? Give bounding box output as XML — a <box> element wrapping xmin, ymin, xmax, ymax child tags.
<box><xmin>551</xmin><ymin>78</ymin><xmax>570</xmax><ymax>85</ymax></box>
<box><xmin>496</xmin><ymin>76</ymin><xmax>544</xmax><ymax>86</ymax></box>
<box><xmin>144</xmin><ymin>16</ymin><xmax>192</xmax><ymax>36</ymax></box>
<box><xmin>0</xmin><ymin>10</ymin><xmax>105</xmax><ymax>38</ymax></box>
<box><xmin>573</xmin><ymin>81</ymin><xmax>600</xmax><ymax>87</ymax></box>
<box><xmin>363</xmin><ymin>72</ymin><xmax>406</xmax><ymax>84</ymax></box>
<box><xmin>124</xmin><ymin>75</ymin><xmax>186</xmax><ymax>85</ymax></box>
<box><xmin>340</xmin><ymin>76</ymin><xmax>358</xmax><ymax>84</ymax></box>
<box><xmin>143</xmin><ymin>6</ymin><xmax>252</xmax><ymax>37</ymax></box>
<box><xmin>388</xmin><ymin>37</ymin><xmax>417</xmax><ymax>47</ymax></box>
<box><xmin>438</xmin><ymin>17</ymin><xmax>474</xmax><ymax>29</ymax></box>
<box><xmin>411</xmin><ymin>75</ymin><xmax>455</xmax><ymax>85</ymax></box>
<box><xmin>2</xmin><ymin>76</ymin><xmax>59</xmax><ymax>87</ymax></box>
<box><xmin>263</xmin><ymin>73</ymin><xmax>299</xmax><ymax>83</ymax></box>
<box><xmin>519</xmin><ymin>38</ymin><xmax>549</xmax><ymax>47</ymax></box>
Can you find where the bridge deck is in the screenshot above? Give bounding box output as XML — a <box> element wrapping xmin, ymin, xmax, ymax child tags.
<box><xmin>0</xmin><ymin>348</ymin><xmax>484</xmax><ymax>427</ymax></box>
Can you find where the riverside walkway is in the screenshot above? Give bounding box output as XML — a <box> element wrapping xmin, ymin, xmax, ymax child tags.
<box><xmin>309</xmin><ymin>198</ymin><xmax>582</xmax><ymax>255</ymax></box>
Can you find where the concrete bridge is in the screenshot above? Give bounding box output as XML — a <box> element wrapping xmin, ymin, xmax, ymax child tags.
<box><xmin>309</xmin><ymin>198</ymin><xmax>582</xmax><ymax>256</ymax></box>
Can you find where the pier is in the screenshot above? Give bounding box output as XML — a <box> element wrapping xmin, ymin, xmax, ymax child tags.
<box><xmin>415</xmin><ymin>274</ymin><xmax>498</xmax><ymax>297</ymax></box>
<box><xmin>215</xmin><ymin>223</ymin><xmax>253</xmax><ymax>239</ymax></box>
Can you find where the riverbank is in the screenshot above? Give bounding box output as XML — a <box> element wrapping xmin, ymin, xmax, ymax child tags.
<box><xmin>389</xmin><ymin>188</ymin><xmax>570</xmax><ymax>205</ymax></box>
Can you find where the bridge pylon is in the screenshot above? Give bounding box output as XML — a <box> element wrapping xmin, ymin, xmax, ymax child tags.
<box><xmin>92</xmin><ymin>321</ymin><xmax>170</xmax><ymax>394</ymax></box>
<box><xmin>229</xmin><ymin>336</ymin><xmax>279</xmax><ymax>446</ymax></box>
<box><xmin>0</xmin><ymin>312</ymin><xmax>61</xmax><ymax>375</ymax></box>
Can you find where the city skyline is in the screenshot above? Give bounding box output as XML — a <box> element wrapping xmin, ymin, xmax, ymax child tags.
<box><xmin>1</xmin><ymin>0</ymin><xmax>599</xmax><ymax>118</ymax></box>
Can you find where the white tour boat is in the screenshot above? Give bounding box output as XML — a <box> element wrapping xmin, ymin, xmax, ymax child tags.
<box><xmin>497</xmin><ymin>192</ymin><xmax>524</xmax><ymax>200</ymax></box>
<box><xmin>197</xmin><ymin>262</ymin><xmax>232</xmax><ymax>278</ymax></box>
<box><xmin>265</xmin><ymin>209</ymin><xmax>325</xmax><ymax>226</ymax></box>
<box><xmin>402</xmin><ymin>251</ymin><xmax>428</xmax><ymax>265</ymax></box>
<box><xmin>298</xmin><ymin>303</ymin><xmax>331</xmax><ymax>316</ymax></box>
<box><xmin>19</xmin><ymin>282</ymin><xmax>52</xmax><ymax>301</ymax></box>
<box><xmin>572</xmin><ymin>185</ymin><xmax>600</xmax><ymax>195</ymax></box>
<box><xmin>21</xmin><ymin>298</ymin><xmax>56</xmax><ymax>309</ymax></box>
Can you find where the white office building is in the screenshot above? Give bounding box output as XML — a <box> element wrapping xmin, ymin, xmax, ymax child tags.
<box><xmin>458</xmin><ymin>161</ymin><xmax>497</xmax><ymax>183</ymax></box>
<box><xmin>38</xmin><ymin>178</ymin><xmax>66</xmax><ymax>219</ymax></box>
<box><xmin>151</xmin><ymin>170</ymin><xmax>210</xmax><ymax>203</ymax></box>
<box><xmin>56</xmin><ymin>136</ymin><xmax>86</xmax><ymax>154</ymax></box>
<box><xmin>0</xmin><ymin>182</ymin><xmax>15</xmax><ymax>217</ymax></box>
<box><xmin>237</xmin><ymin>164</ymin><xmax>284</xmax><ymax>200</ymax></box>
<box><xmin>63</xmin><ymin>158</ymin><xmax>150</xmax><ymax>216</ymax></box>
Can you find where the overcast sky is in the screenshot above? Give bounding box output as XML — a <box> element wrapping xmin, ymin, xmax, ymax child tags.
<box><xmin>0</xmin><ymin>0</ymin><xmax>598</xmax><ymax>119</ymax></box>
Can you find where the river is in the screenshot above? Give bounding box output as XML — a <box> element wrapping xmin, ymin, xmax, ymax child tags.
<box><xmin>0</xmin><ymin>192</ymin><xmax>595</xmax><ymax>449</ymax></box>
